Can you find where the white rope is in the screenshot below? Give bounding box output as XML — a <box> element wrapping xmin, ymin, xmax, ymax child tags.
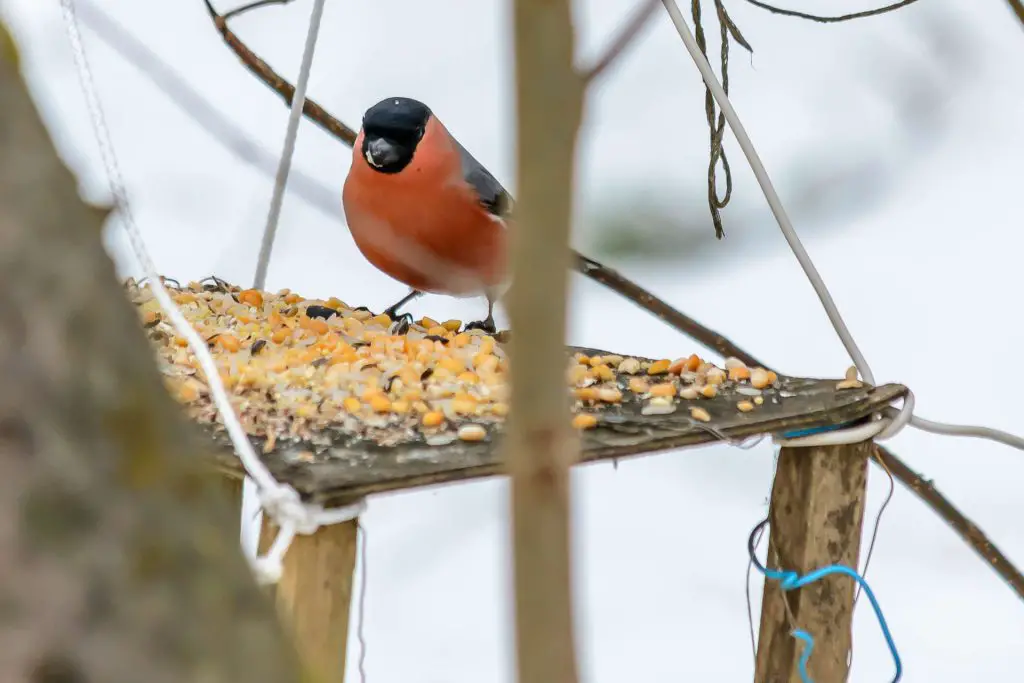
<box><xmin>60</xmin><ymin>0</ymin><xmax>364</xmax><ymax>586</ymax></box>
<box><xmin>251</xmin><ymin>0</ymin><xmax>328</xmax><ymax>291</ymax></box>
<box><xmin>661</xmin><ymin>0</ymin><xmax>1024</xmax><ymax>452</ymax></box>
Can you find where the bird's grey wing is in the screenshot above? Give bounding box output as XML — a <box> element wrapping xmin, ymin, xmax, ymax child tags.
<box><xmin>453</xmin><ymin>137</ymin><xmax>514</xmax><ymax>219</ymax></box>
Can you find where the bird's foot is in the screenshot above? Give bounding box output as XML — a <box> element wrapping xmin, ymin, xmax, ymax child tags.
<box><xmin>388</xmin><ymin>312</ymin><xmax>415</xmax><ymax>336</ymax></box>
<box><xmin>464</xmin><ymin>316</ymin><xmax>497</xmax><ymax>336</ymax></box>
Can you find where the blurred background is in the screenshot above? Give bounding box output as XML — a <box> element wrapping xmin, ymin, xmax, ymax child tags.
<box><xmin>3</xmin><ymin>0</ymin><xmax>1023</xmax><ymax>680</ymax></box>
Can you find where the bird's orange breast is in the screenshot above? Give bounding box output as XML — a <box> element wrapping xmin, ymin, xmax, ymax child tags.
<box><xmin>342</xmin><ymin>120</ymin><xmax>508</xmax><ymax>296</ymax></box>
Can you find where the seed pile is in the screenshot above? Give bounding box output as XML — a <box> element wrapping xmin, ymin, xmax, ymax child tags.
<box><xmin>129</xmin><ymin>278</ymin><xmax>782</xmax><ymax>452</ymax></box>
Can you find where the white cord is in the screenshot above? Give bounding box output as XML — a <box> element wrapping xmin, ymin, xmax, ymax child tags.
<box><xmin>661</xmin><ymin>0</ymin><xmax>1024</xmax><ymax>452</ymax></box>
<box><xmin>60</xmin><ymin>0</ymin><xmax>364</xmax><ymax>585</ymax></box>
<box><xmin>251</xmin><ymin>0</ymin><xmax>328</xmax><ymax>291</ymax></box>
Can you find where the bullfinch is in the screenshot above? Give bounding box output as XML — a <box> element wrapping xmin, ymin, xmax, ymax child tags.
<box><xmin>342</xmin><ymin>97</ymin><xmax>512</xmax><ymax>334</ymax></box>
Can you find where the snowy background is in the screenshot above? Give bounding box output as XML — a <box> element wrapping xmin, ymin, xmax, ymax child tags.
<box><xmin>3</xmin><ymin>0</ymin><xmax>1023</xmax><ymax>680</ymax></box>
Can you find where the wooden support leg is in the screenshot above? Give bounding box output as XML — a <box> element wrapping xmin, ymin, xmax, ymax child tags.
<box><xmin>754</xmin><ymin>441</ymin><xmax>871</xmax><ymax>683</ymax></box>
<box><xmin>262</xmin><ymin>515</ymin><xmax>360</xmax><ymax>683</ymax></box>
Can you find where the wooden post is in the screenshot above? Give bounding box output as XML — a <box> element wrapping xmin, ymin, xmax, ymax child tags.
<box><xmin>261</xmin><ymin>513</ymin><xmax>360</xmax><ymax>683</ymax></box>
<box><xmin>754</xmin><ymin>440</ymin><xmax>872</xmax><ymax>683</ymax></box>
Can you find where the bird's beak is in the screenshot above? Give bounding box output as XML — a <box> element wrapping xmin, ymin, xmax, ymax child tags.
<box><xmin>365</xmin><ymin>136</ymin><xmax>402</xmax><ymax>168</ymax></box>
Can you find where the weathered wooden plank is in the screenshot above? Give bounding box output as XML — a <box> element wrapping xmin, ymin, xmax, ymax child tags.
<box><xmin>208</xmin><ymin>372</ymin><xmax>904</xmax><ymax>504</ymax></box>
<box><xmin>129</xmin><ymin>279</ymin><xmax>906</xmax><ymax>505</ymax></box>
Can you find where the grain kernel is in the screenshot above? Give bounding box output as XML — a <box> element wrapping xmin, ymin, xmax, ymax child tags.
<box><xmin>391</xmin><ymin>400</ymin><xmax>410</xmax><ymax>414</ymax></box>
<box><xmin>458</xmin><ymin>424</ymin><xmax>487</xmax><ymax>442</ymax></box>
<box><xmin>491</xmin><ymin>402</ymin><xmax>509</xmax><ymax>417</ymax></box>
<box><xmin>452</xmin><ymin>398</ymin><xmax>477</xmax><ymax>414</ymax></box>
<box><xmin>326</xmin><ymin>297</ymin><xmax>346</xmax><ymax>309</ymax></box>
<box><xmin>300</xmin><ymin>316</ymin><xmax>329</xmax><ymax>335</ymax></box>
<box><xmin>572</xmin><ymin>413</ymin><xmax>598</xmax><ymax>430</ymax></box>
<box><xmin>284</xmin><ymin>292</ymin><xmax>302</xmax><ymax>304</ymax></box>
<box><xmin>426</xmin><ymin>325</ymin><xmax>448</xmax><ymax>337</ymax></box>
<box><xmin>728</xmin><ymin>366</ymin><xmax>751</xmax><ymax>381</ymax></box>
<box><xmin>592</xmin><ymin>364</ymin><xmax>615</xmax><ymax>381</ymax></box>
<box><xmin>723</xmin><ymin>357</ymin><xmax>746</xmax><ymax>370</ymax></box>
<box><xmin>754</xmin><ymin>396</ymin><xmax>764</xmax><ymax>405</ymax></box>
<box><xmin>679</xmin><ymin>386</ymin><xmax>700</xmax><ymax>400</ymax></box>
<box><xmin>369</xmin><ymin>395</ymin><xmax>391</xmax><ymax>413</ymax></box>
<box><xmin>217</xmin><ymin>334</ymin><xmax>241</xmax><ymax>352</ymax></box>
<box><xmin>370</xmin><ymin>313</ymin><xmax>391</xmax><ymax>327</ymax></box>
<box><xmin>597</xmin><ymin>387</ymin><xmax>623</xmax><ymax>403</ymax></box>
<box><xmin>617</xmin><ymin>358</ymin><xmax>641</xmax><ymax>374</ymax></box>
<box><xmin>442</xmin><ymin>319</ymin><xmax>462</xmax><ymax>332</ymax></box>
<box><xmin>737</xmin><ymin>400</ymin><xmax>755</xmax><ymax>413</ymax></box>
<box><xmin>453</xmin><ymin>333</ymin><xmax>471</xmax><ymax>348</ymax></box>
<box><xmin>628</xmin><ymin>377</ymin><xmax>650</xmax><ymax>394</ymax></box>
<box><xmin>439</xmin><ymin>357</ymin><xmax>463</xmax><ymax>373</ymax></box>
<box><xmin>690</xmin><ymin>406</ymin><xmax>712</xmax><ymax>422</ymax></box>
<box><xmin>684</xmin><ymin>354</ymin><xmax>702</xmax><ymax>372</ymax></box>
<box><xmin>343</xmin><ymin>397</ymin><xmax>361</xmax><ymax>413</ymax></box>
<box><xmin>574</xmin><ymin>387</ymin><xmax>599</xmax><ymax>401</ymax></box>
<box><xmin>647</xmin><ymin>359</ymin><xmax>671</xmax><ymax>375</ymax></box>
<box><xmin>649</xmin><ymin>383</ymin><xmax>677</xmax><ymax>398</ymax></box>
<box><xmin>566</xmin><ymin>363</ymin><xmax>590</xmax><ymax>385</ymax></box>
<box><xmin>419</xmin><ymin>316</ymin><xmax>439</xmax><ymax>329</ymax></box>
<box><xmin>422</xmin><ymin>411</ymin><xmax>445</xmax><ymax>427</ymax></box>
<box><xmin>700</xmin><ymin>384</ymin><xmax>718</xmax><ymax>398</ymax></box>
<box><xmin>750</xmin><ymin>368</ymin><xmax>772</xmax><ymax>389</ymax></box>
<box><xmin>705</xmin><ymin>368</ymin><xmax>726</xmax><ymax>385</ymax></box>
<box><xmin>238</xmin><ymin>289</ymin><xmax>263</xmax><ymax>307</ymax></box>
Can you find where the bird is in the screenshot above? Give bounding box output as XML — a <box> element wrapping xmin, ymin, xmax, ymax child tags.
<box><xmin>341</xmin><ymin>96</ymin><xmax>512</xmax><ymax>335</ymax></box>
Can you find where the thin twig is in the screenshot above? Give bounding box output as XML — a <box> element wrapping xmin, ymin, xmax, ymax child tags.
<box><xmin>1006</xmin><ymin>0</ymin><xmax>1024</xmax><ymax>28</ymax></box>
<box><xmin>581</xmin><ymin>0</ymin><xmax>662</xmax><ymax>84</ymax></box>
<box><xmin>75</xmin><ymin>0</ymin><xmax>338</xmax><ymax>220</ymax></box>
<box><xmin>201</xmin><ymin>0</ymin><xmax>1024</xmax><ymax>604</ymax></box>
<box><xmin>223</xmin><ymin>0</ymin><xmax>296</xmax><ymax>22</ymax></box>
<box><xmin>873</xmin><ymin>445</ymin><xmax>1024</xmax><ymax>601</ymax></box>
<box><xmin>204</xmin><ymin>0</ymin><xmax>359</xmax><ymax>145</ymax></box>
<box><xmin>740</xmin><ymin>0</ymin><xmax>921</xmax><ymax>23</ymax></box>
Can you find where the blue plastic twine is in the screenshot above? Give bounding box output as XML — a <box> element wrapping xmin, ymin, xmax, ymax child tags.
<box><xmin>748</xmin><ymin>518</ymin><xmax>902</xmax><ymax>683</ymax></box>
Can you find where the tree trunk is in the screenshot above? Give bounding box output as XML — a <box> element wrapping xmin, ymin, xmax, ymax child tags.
<box><xmin>0</xmin><ymin>24</ymin><xmax>304</xmax><ymax>683</ymax></box>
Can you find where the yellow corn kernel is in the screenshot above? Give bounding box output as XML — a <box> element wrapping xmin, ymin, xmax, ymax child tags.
<box><xmin>343</xmin><ymin>397</ymin><xmax>361</xmax><ymax>413</ymax></box>
<box><xmin>438</xmin><ymin>357</ymin><xmax>464</xmax><ymax>374</ymax></box>
<box><xmin>369</xmin><ymin>394</ymin><xmax>391</xmax><ymax>413</ymax></box>
<box><xmin>391</xmin><ymin>399</ymin><xmax>410</xmax><ymax>414</ymax></box>
<box><xmin>418</xmin><ymin>316</ymin><xmax>439</xmax><ymax>329</ymax></box>
<box><xmin>598</xmin><ymin>388</ymin><xmax>623</xmax><ymax>403</ymax></box>
<box><xmin>737</xmin><ymin>400</ymin><xmax>755</xmax><ymax>413</ymax></box>
<box><xmin>442</xmin><ymin>319</ymin><xmax>462</xmax><ymax>332</ymax></box>
<box><xmin>700</xmin><ymin>384</ymin><xmax>718</xmax><ymax>398</ymax></box>
<box><xmin>647</xmin><ymin>359</ymin><xmax>671</xmax><ymax>375</ymax></box>
<box><xmin>217</xmin><ymin>334</ymin><xmax>241</xmax><ymax>352</ymax></box>
<box><xmin>728</xmin><ymin>366</ymin><xmax>751</xmax><ymax>382</ymax></box>
<box><xmin>649</xmin><ymin>382</ymin><xmax>677</xmax><ymax>398</ymax></box>
<box><xmin>422</xmin><ymin>411</ymin><xmax>445</xmax><ymax>427</ymax></box>
<box><xmin>238</xmin><ymin>289</ymin><xmax>263</xmax><ymax>308</ymax></box>
<box><xmin>592</xmin><ymin>364</ymin><xmax>615</xmax><ymax>382</ymax></box>
<box><xmin>628</xmin><ymin>377</ymin><xmax>650</xmax><ymax>394</ymax></box>
<box><xmin>690</xmin><ymin>406</ymin><xmax>711</xmax><ymax>422</ymax></box>
<box><xmin>572</xmin><ymin>413</ymin><xmax>598</xmax><ymax>430</ymax></box>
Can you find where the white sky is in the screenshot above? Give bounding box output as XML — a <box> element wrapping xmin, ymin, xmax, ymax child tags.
<box><xmin>3</xmin><ymin>0</ymin><xmax>1023</xmax><ymax>680</ymax></box>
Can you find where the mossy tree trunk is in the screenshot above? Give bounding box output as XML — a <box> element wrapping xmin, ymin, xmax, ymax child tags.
<box><xmin>0</xmin><ymin>24</ymin><xmax>304</xmax><ymax>683</ymax></box>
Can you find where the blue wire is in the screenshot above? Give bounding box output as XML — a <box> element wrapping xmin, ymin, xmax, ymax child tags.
<box><xmin>749</xmin><ymin>518</ymin><xmax>902</xmax><ymax>683</ymax></box>
<box><xmin>779</xmin><ymin>420</ymin><xmax>861</xmax><ymax>440</ymax></box>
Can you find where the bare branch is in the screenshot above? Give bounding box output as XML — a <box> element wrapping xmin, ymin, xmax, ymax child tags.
<box><xmin>203</xmin><ymin>0</ymin><xmax>358</xmax><ymax>145</ymax></box>
<box><xmin>581</xmin><ymin>0</ymin><xmax>661</xmax><ymax>85</ymax></box>
<box><xmin>76</xmin><ymin>0</ymin><xmax>338</xmax><ymax>220</ymax></box>
<box><xmin>222</xmin><ymin>0</ymin><xmax>296</xmax><ymax>22</ymax></box>
<box><xmin>740</xmin><ymin>0</ymin><xmax>922</xmax><ymax>23</ymax></box>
